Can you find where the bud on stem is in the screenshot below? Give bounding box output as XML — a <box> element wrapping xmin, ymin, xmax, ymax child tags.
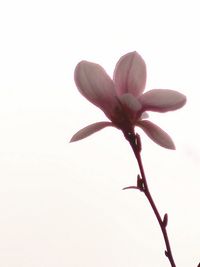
<box><xmin>163</xmin><ymin>213</ymin><xmax>168</xmax><ymax>227</ymax></box>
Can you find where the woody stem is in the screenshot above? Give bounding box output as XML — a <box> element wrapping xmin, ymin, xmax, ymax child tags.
<box><xmin>124</xmin><ymin>131</ymin><xmax>176</xmax><ymax>267</ymax></box>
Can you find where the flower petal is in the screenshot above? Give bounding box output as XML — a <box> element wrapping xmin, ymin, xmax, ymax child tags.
<box><xmin>70</xmin><ymin>121</ymin><xmax>114</xmax><ymax>142</ymax></box>
<box><xmin>118</xmin><ymin>93</ymin><xmax>142</xmax><ymax>112</ymax></box>
<box><xmin>140</xmin><ymin>112</ymin><xmax>149</xmax><ymax>119</ymax></box>
<box><xmin>139</xmin><ymin>89</ymin><xmax>186</xmax><ymax>112</ymax></box>
<box><xmin>74</xmin><ymin>61</ymin><xmax>118</xmax><ymax>118</ymax></box>
<box><xmin>137</xmin><ymin>120</ymin><xmax>175</xmax><ymax>149</ymax></box>
<box><xmin>113</xmin><ymin>51</ymin><xmax>146</xmax><ymax>97</ymax></box>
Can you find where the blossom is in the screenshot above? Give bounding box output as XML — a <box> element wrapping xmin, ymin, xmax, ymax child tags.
<box><xmin>70</xmin><ymin>52</ymin><xmax>186</xmax><ymax>149</ymax></box>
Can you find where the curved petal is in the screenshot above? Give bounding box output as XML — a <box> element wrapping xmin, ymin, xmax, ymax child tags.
<box><xmin>139</xmin><ymin>89</ymin><xmax>186</xmax><ymax>112</ymax></box>
<box><xmin>118</xmin><ymin>93</ymin><xmax>142</xmax><ymax>112</ymax></box>
<box><xmin>70</xmin><ymin>121</ymin><xmax>115</xmax><ymax>142</ymax></box>
<box><xmin>113</xmin><ymin>51</ymin><xmax>146</xmax><ymax>97</ymax></box>
<box><xmin>74</xmin><ymin>61</ymin><xmax>118</xmax><ymax>118</ymax></box>
<box><xmin>136</xmin><ymin>120</ymin><xmax>175</xmax><ymax>149</ymax></box>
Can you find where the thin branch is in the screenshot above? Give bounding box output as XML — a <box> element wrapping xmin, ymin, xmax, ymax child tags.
<box><xmin>124</xmin><ymin>131</ymin><xmax>176</xmax><ymax>267</ymax></box>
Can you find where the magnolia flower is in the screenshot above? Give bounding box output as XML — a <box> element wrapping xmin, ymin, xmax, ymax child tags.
<box><xmin>70</xmin><ymin>52</ymin><xmax>186</xmax><ymax>149</ymax></box>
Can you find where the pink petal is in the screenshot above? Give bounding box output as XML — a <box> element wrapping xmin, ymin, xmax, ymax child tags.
<box><xmin>118</xmin><ymin>93</ymin><xmax>142</xmax><ymax>112</ymax></box>
<box><xmin>136</xmin><ymin>120</ymin><xmax>175</xmax><ymax>149</ymax></box>
<box><xmin>74</xmin><ymin>61</ymin><xmax>117</xmax><ymax>118</ymax></box>
<box><xmin>140</xmin><ymin>112</ymin><xmax>149</xmax><ymax>119</ymax></box>
<box><xmin>113</xmin><ymin>51</ymin><xmax>146</xmax><ymax>97</ymax></box>
<box><xmin>70</xmin><ymin>121</ymin><xmax>114</xmax><ymax>142</ymax></box>
<box><xmin>139</xmin><ymin>89</ymin><xmax>186</xmax><ymax>112</ymax></box>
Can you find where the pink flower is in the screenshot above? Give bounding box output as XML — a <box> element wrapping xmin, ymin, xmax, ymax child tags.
<box><xmin>70</xmin><ymin>52</ymin><xmax>186</xmax><ymax>149</ymax></box>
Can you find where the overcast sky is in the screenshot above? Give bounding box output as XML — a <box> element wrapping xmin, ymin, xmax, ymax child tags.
<box><xmin>0</xmin><ymin>0</ymin><xmax>199</xmax><ymax>266</ymax></box>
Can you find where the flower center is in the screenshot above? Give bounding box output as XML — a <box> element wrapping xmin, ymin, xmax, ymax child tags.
<box><xmin>111</xmin><ymin>102</ymin><xmax>140</xmax><ymax>133</ymax></box>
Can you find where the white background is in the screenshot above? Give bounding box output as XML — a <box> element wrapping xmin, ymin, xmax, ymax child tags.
<box><xmin>0</xmin><ymin>0</ymin><xmax>199</xmax><ymax>266</ymax></box>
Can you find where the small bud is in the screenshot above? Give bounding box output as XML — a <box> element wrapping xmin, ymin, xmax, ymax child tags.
<box><xmin>135</xmin><ymin>133</ymin><xmax>142</xmax><ymax>152</ymax></box>
<box><xmin>163</xmin><ymin>213</ymin><xmax>168</xmax><ymax>227</ymax></box>
<box><xmin>165</xmin><ymin>250</ymin><xmax>169</xmax><ymax>257</ymax></box>
<box><xmin>137</xmin><ymin>174</ymin><xmax>141</xmax><ymax>186</ymax></box>
<box><xmin>137</xmin><ymin>174</ymin><xmax>145</xmax><ymax>191</ymax></box>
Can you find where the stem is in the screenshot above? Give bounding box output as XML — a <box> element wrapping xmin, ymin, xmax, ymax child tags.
<box><xmin>124</xmin><ymin>131</ymin><xmax>176</xmax><ymax>267</ymax></box>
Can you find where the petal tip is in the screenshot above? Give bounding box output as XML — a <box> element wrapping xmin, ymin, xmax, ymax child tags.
<box><xmin>70</xmin><ymin>122</ymin><xmax>115</xmax><ymax>143</ymax></box>
<box><xmin>69</xmin><ymin>134</ymin><xmax>81</xmax><ymax>143</ymax></box>
<box><xmin>167</xmin><ymin>143</ymin><xmax>176</xmax><ymax>150</ymax></box>
<box><xmin>113</xmin><ymin>51</ymin><xmax>146</xmax><ymax>97</ymax></box>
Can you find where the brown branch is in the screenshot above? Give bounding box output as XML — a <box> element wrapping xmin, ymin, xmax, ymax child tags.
<box><xmin>123</xmin><ymin>131</ymin><xmax>176</xmax><ymax>267</ymax></box>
